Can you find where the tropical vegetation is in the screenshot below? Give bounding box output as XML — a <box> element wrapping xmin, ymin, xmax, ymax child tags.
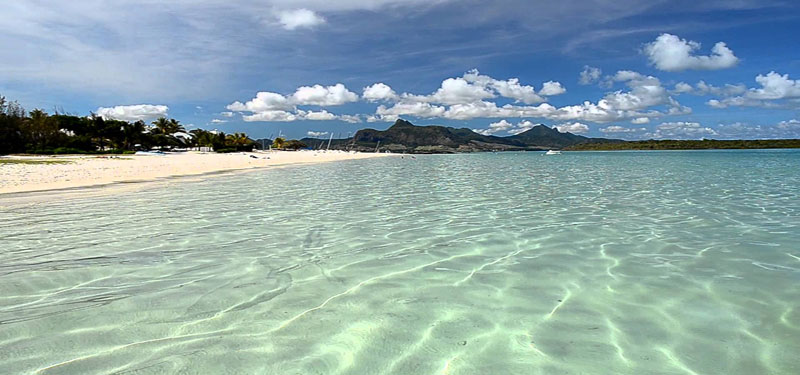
<box><xmin>269</xmin><ymin>137</ymin><xmax>307</xmax><ymax>151</ymax></box>
<box><xmin>0</xmin><ymin>94</ymin><xmax>259</xmax><ymax>155</ymax></box>
<box><xmin>565</xmin><ymin>139</ymin><xmax>800</xmax><ymax>151</ymax></box>
<box><xmin>272</xmin><ymin>137</ymin><xmax>286</xmax><ymax>149</ymax></box>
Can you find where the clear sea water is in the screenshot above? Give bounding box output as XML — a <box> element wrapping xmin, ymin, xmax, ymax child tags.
<box><xmin>1</xmin><ymin>150</ymin><xmax>799</xmax><ymax>375</ymax></box>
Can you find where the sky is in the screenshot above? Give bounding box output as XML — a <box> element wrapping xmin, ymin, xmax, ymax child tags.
<box><xmin>2</xmin><ymin>0</ymin><xmax>800</xmax><ymax>140</ymax></box>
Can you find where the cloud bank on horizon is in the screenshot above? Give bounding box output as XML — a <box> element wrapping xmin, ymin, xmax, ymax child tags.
<box><xmin>1</xmin><ymin>1</ymin><xmax>799</xmax><ymax>140</ymax></box>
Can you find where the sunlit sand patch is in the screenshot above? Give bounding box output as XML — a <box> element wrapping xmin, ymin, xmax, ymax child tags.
<box><xmin>779</xmin><ymin>307</ymin><xmax>799</xmax><ymax>330</ymax></box>
<box><xmin>33</xmin><ymin>329</ymin><xmax>233</xmax><ymax>374</ymax></box>
<box><xmin>604</xmin><ymin>318</ymin><xmax>632</xmax><ymax>366</ymax></box>
<box><xmin>657</xmin><ymin>346</ymin><xmax>702</xmax><ymax>375</ymax></box>
<box><xmin>452</xmin><ymin>245</ymin><xmax>533</xmax><ymax>287</ymax></box>
<box><xmin>513</xmin><ymin>332</ymin><xmax>549</xmax><ymax>358</ymax></box>
<box><xmin>598</xmin><ymin>244</ymin><xmax>620</xmax><ymax>280</ymax></box>
<box><xmin>438</xmin><ymin>354</ymin><xmax>461</xmax><ymax>375</ymax></box>
<box><xmin>380</xmin><ymin>311</ymin><xmax>457</xmax><ymax>374</ymax></box>
<box><xmin>272</xmin><ymin>250</ymin><xmax>480</xmax><ymax>332</ymax></box>
<box><xmin>303</xmin><ymin>320</ymin><xmax>383</xmax><ymax>374</ymax></box>
<box><xmin>544</xmin><ymin>282</ymin><xmax>580</xmax><ymax>320</ymax></box>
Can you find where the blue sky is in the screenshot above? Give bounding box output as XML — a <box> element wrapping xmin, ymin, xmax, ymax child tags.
<box><xmin>2</xmin><ymin>0</ymin><xmax>799</xmax><ymax>140</ymax></box>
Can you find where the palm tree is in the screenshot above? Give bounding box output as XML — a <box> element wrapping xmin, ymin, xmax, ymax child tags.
<box><xmin>89</xmin><ymin>114</ymin><xmax>126</xmax><ymax>150</ymax></box>
<box><xmin>226</xmin><ymin>132</ymin><xmax>251</xmax><ymax>147</ymax></box>
<box><xmin>121</xmin><ymin>120</ymin><xmax>146</xmax><ymax>150</ymax></box>
<box><xmin>151</xmin><ymin>117</ymin><xmax>170</xmax><ymax>135</ymax></box>
<box><xmin>226</xmin><ymin>132</ymin><xmax>254</xmax><ymax>151</ymax></box>
<box><xmin>151</xmin><ymin>117</ymin><xmax>184</xmax><ymax>135</ymax></box>
<box><xmin>190</xmin><ymin>129</ymin><xmax>216</xmax><ymax>149</ymax></box>
<box><xmin>150</xmin><ymin>117</ymin><xmax>187</xmax><ymax>149</ymax></box>
<box><xmin>25</xmin><ymin>109</ymin><xmax>58</xmax><ymax>150</ymax></box>
<box><xmin>0</xmin><ymin>96</ymin><xmax>26</xmax><ymax>154</ymax></box>
<box><xmin>168</xmin><ymin>118</ymin><xmax>185</xmax><ymax>134</ymax></box>
<box><xmin>272</xmin><ymin>137</ymin><xmax>286</xmax><ymax>149</ymax></box>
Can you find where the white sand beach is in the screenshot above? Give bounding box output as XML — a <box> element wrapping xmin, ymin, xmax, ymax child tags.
<box><xmin>0</xmin><ymin>151</ymin><xmax>392</xmax><ymax>195</ymax></box>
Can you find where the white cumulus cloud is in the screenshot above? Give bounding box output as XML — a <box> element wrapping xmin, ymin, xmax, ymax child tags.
<box><xmin>643</xmin><ymin>33</ymin><xmax>738</xmax><ymax>71</ymax></box>
<box><xmin>363</xmin><ymin>83</ymin><xmax>398</xmax><ymax>102</ymax></box>
<box><xmin>374</xmin><ymin>69</ymin><xmax>682</xmax><ymax>122</ymax></box>
<box><xmin>473</xmin><ymin>119</ymin><xmax>514</xmax><ymax>135</ymax></box>
<box><xmin>705</xmin><ymin>72</ymin><xmax>800</xmax><ymax>109</ymax></box>
<box><xmin>339</xmin><ymin>114</ymin><xmax>362</xmax><ymax>123</ymax></box>
<box><xmin>600</xmin><ymin>125</ymin><xmax>645</xmax><ymax>133</ymax></box>
<box><xmin>299</xmin><ymin>109</ymin><xmax>337</xmax><ymax>120</ymax></box>
<box><xmin>275</xmin><ymin>8</ymin><xmax>325</xmax><ymax>30</ymax></box>
<box><xmin>230</xmin><ymin>84</ymin><xmax>358</xmax><ymax>112</ymax></box>
<box><xmin>716</xmin><ymin>120</ymin><xmax>800</xmax><ymax>139</ymax></box>
<box><xmin>307</xmin><ymin>131</ymin><xmax>329</xmax><ymax>137</ymax></box>
<box><xmin>673</xmin><ymin>81</ymin><xmax>746</xmax><ymax>96</ymax></box>
<box><xmin>778</xmin><ymin>119</ymin><xmax>800</xmax><ymax>130</ymax></box>
<box><xmin>230</xmin><ymin>83</ymin><xmax>359</xmax><ymax>122</ymax></box>
<box><xmin>228</xmin><ymin>91</ymin><xmax>293</xmax><ymax>112</ymax></box>
<box><xmin>291</xmin><ymin>83</ymin><xmax>359</xmax><ymax>106</ymax></box>
<box><xmin>96</xmin><ymin>104</ymin><xmax>168</xmax><ymax>121</ymax></box>
<box><xmin>554</xmin><ymin>122</ymin><xmax>589</xmax><ymax>133</ymax></box>
<box><xmin>462</xmin><ymin>69</ymin><xmax>543</xmax><ymax>104</ymax></box>
<box><xmin>672</xmin><ymin>82</ymin><xmax>694</xmax><ymax>94</ymax></box>
<box><xmin>509</xmin><ymin>120</ymin><xmax>538</xmax><ymax>135</ymax></box>
<box><xmin>243</xmin><ymin>110</ymin><xmax>298</xmax><ymax>122</ymax></box>
<box><xmin>539</xmin><ymin>81</ymin><xmax>566</xmax><ymax>96</ymax></box>
<box><xmin>374</xmin><ymin>70</ymin><xmax>650</xmax><ymax>122</ymax></box>
<box><xmin>473</xmin><ymin>119</ymin><xmax>540</xmax><ymax>136</ymax></box>
<box><xmin>746</xmin><ymin>71</ymin><xmax>800</xmax><ymax>100</ymax></box>
<box><xmin>579</xmin><ymin>66</ymin><xmax>602</xmax><ymax>85</ymax></box>
<box><xmin>695</xmin><ymin>81</ymin><xmax>747</xmax><ymax>96</ymax></box>
<box><xmin>649</xmin><ymin>121</ymin><xmax>718</xmax><ymax>139</ymax></box>
<box><xmin>441</xmin><ymin>101</ymin><xmax>510</xmax><ymax>120</ymax></box>
<box><xmin>376</xmin><ymin>101</ymin><xmax>446</xmax><ymax>119</ymax></box>
<box><xmin>424</xmin><ymin>76</ymin><xmax>496</xmax><ymax>105</ymax></box>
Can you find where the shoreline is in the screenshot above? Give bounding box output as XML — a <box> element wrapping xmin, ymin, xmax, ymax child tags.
<box><xmin>0</xmin><ymin>150</ymin><xmax>393</xmax><ymax>196</ymax></box>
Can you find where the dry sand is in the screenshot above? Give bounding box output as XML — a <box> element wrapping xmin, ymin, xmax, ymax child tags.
<box><xmin>0</xmin><ymin>150</ymin><xmax>393</xmax><ymax>195</ymax></box>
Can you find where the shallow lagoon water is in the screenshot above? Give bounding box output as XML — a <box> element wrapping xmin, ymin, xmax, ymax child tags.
<box><xmin>1</xmin><ymin>150</ymin><xmax>799</xmax><ymax>374</ymax></box>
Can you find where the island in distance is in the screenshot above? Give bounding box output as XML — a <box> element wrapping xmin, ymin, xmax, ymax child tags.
<box><xmin>291</xmin><ymin>119</ymin><xmax>800</xmax><ymax>153</ymax></box>
<box><xmin>297</xmin><ymin>119</ymin><xmax>619</xmax><ymax>153</ymax></box>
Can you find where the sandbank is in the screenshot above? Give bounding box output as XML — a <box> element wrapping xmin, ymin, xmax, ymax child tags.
<box><xmin>0</xmin><ymin>150</ymin><xmax>392</xmax><ymax>195</ymax></box>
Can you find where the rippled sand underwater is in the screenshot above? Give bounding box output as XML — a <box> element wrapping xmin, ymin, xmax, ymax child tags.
<box><xmin>1</xmin><ymin>150</ymin><xmax>799</xmax><ymax>374</ymax></box>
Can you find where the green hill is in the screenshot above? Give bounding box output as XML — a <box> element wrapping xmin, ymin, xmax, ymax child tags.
<box><xmin>308</xmin><ymin>119</ymin><xmax>619</xmax><ymax>153</ymax></box>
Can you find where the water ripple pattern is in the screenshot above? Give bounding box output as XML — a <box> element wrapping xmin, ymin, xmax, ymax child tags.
<box><xmin>1</xmin><ymin>150</ymin><xmax>799</xmax><ymax>374</ymax></box>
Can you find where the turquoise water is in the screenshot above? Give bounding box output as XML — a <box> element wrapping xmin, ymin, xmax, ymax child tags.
<box><xmin>1</xmin><ymin>150</ymin><xmax>799</xmax><ymax>374</ymax></box>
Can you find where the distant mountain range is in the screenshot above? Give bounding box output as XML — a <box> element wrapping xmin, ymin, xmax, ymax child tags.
<box><xmin>300</xmin><ymin>119</ymin><xmax>621</xmax><ymax>153</ymax></box>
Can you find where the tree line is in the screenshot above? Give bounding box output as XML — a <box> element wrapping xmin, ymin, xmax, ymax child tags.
<box><xmin>0</xmin><ymin>95</ymin><xmax>261</xmax><ymax>155</ymax></box>
<box><xmin>564</xmin><ymin>138</ymin><xmax>800</xmax><ymax>151</ymax></box>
